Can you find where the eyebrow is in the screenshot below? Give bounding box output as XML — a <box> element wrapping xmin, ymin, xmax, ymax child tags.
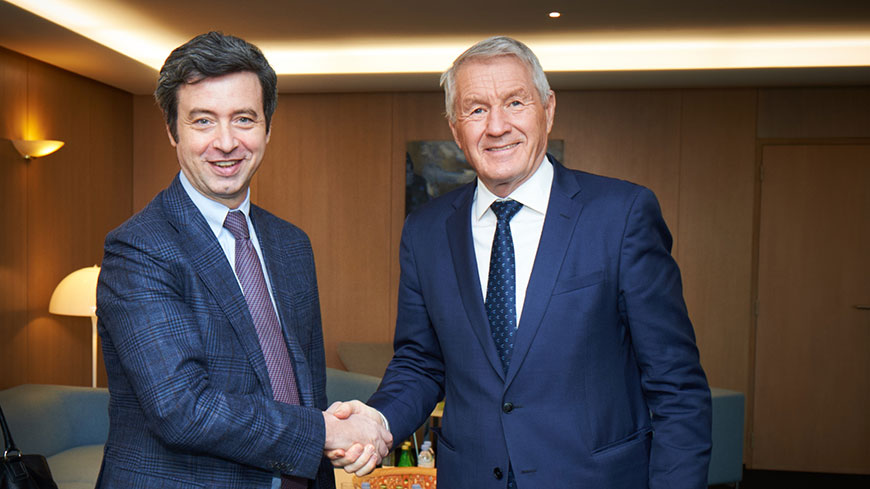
<box><xmin>503</xmin><ymin>87</ymin><xmax>534</xmax><ymax>100</ymax></box>
<box><xmin>186</xmin><ymin>108</ymin><xmax>261</xmax><ymax>118</ymax></box>
<box><xmin>459</xmin><ymin>87</ymin><xmax>534</xmax><ymax>109</ymax></box>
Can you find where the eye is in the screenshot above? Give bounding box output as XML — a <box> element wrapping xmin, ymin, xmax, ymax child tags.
<box><xmin>235</xmin><ymin>115</ymin><xmax>258</xmax><ymax>126</ymax></box>
<box><xmin>509</xmin><ymin>100</ymin><xmax>524</xmax><ymax>107</ymax></box>
<box><xmin>193</xmin><ymin>118</ymin><xmax>212</xmax><ymax>126</ymax></box>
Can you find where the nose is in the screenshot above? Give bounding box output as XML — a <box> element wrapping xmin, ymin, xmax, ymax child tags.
<box><xmin>485</xmin><ymin>107</ymin><xmax>511</xmax><ymax>137</ymax></box>
<box><xmin>212</xmin><ymin>123</ymin><xmax>239</xmax><ymax>153</ymax></box>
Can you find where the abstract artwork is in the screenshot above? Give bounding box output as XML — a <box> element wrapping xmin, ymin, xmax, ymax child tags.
<box><xmin>405</xmin><ymin>140</ymin><xmax>564</xmax><ymax>216</ymax></box>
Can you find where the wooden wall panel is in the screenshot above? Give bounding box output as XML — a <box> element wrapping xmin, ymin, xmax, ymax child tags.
<box><xmin>758</xmin><ymin>88</ymin><xmax>870</xmax><ymax>139</ymax></box>
<box><xmin>27</xmin><ymin>61</ymin><xmax>94</xmax><ymax>386</ymax></box>
<box><xmin>0</xmin><ymin>48</ymin><xmax>27</xmax><ymax>137</ymax></box>
<box><xmin>0</xmin><ymin>48</ymin><xmax>29</xmax><ymax>389</ymax></box>
<box><xmin>132</xmin><ymin>95</ymin><xmax>177</xmax><ymax>212</ymax></box>
<box><xmin>677</xmin><ymin>89</ymin><xmax>757</xmax><ymax>396</ymax></box>
<box><xmin>87</xmin><ymin>82</ymin><xmax>134</xmax><ymax>387</ymax></box>
<box><xmin>551</xmin><ymin>90</ymin><xmax>683</xmax><ymax>250</ymax></box>
<box><xmin>256</xmin><ymin>93</ymin><xmax>394</xmax><ymax>368</ymax></box>
<box><xmin>389</xmin><ymin>92</ymin><xmax>454</xmax><ymax>330</ymax></box>
<box><xmin>17</xmin><ymin>57</ymin><xmax>132</xmax><ymax>387</ymax></box>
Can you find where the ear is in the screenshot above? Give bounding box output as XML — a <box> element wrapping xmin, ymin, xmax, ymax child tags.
<box><xmin>266</xmin><ymin>123</ymin><xmax>272</xmax><ymax>144</ymax></box>
<box><xmin>545</xmin><ymin>90</ymin><xmax>556</xmax><ymax>134</ymax></box>
<box><xmin>165</xmin><ymin>124</ymin><xmax>178</xmax><ymax>147</ymax></box>
<box><xmin>449</xmin><ymin>120</ymin><xmax>462</xmax><ymax>150</ymax></box>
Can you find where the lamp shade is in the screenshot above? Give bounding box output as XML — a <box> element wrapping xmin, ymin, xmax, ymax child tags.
<box><xmin>49</xmin><ymin>265</ymin><xmax>100</xmax><ymax>317</ymax></box>
<box><xmin>12</xmin><ymin>139</ymin><xmax>65</xmax><ymax>159</ymax></box>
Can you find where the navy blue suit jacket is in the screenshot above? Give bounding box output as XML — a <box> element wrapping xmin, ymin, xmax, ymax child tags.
<box><xmin>96</xmin><ymin>176</ymin><xmax>334</xmax><ymax>488</ymax></box>
<box><xmin>369</xmin><ymin>160</ymin><xmax>711</xmax><ymax>489</ymax></box>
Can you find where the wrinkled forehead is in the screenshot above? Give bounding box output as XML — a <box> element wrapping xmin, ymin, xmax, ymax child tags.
<box><xmin>454</xmin><ymin>56</ymin><xmax>537</xmax><ymax>100</ymax></box>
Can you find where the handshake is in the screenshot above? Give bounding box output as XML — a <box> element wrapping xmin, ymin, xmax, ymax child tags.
<box><xmin>322</xmin><ymin>400</ymin><xmax>393</xmax><ymax>476</ymax></box>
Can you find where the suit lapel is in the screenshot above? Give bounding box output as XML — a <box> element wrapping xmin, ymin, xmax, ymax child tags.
<box><xmin>162</xmin><ymin>177</ymin><xmax>274</xmax><ymax>396</ymax></box>
<box><xmin>250</xmin><ymin>207</ymin><xmax>316</xmax><ymax>407</ymax></box>
<box><xmin>506</xmin><ymin>160</ymin><xmax>584</xmax><ymax>387</ymax></box>
<box><xmin>446</xmin><ymin>183</ymin><xmax>507</xmax><ymax>380</ymax></box>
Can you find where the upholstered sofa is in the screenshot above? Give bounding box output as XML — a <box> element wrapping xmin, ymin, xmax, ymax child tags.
<box><xmin>0</xmin><ymin>368</ymin><xmax>381</xmax><ymax>489</ymax></box>
<box><xmin>0</xmin><ymin>384</ymin><xmax>107</xmax><ymax>489</ymax></box>
<box><xmin>708</xmin><ymin>387</ymin><xmax>745</xmax><ymax>486</ymax></box>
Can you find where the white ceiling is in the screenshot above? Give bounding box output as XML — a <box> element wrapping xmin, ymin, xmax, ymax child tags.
<box><xmin>1</xmin><ymin>0</ymin><xmax>869</xmax><ymax>95</ymax></box>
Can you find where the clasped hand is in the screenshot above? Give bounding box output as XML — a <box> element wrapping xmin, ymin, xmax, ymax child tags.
<box><xmin>322</xmin><ymin>400</ymin><xmax>392</xmax><ymax>476</ymax></box>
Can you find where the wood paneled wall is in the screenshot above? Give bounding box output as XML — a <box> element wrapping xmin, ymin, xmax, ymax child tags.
<box><xmin>0</xmin><ymin>49</ymin><xmax>29</xmax><ymax>389</ymax></box>
<box><xmin>258</xmin><ymin>93</ymin><xmax>396</xmax><ymax>366</ymax></box>
<box><xmin>130</xmin><ymin>87</ymin><xmax>763</xmax><ymax>390</ymax></box>
<box><xmin>0</xmin><ymin>47</ymin><xmax>132</xmax><ymax>389</ymax></box>
<box><xmin>677</xmin><ymin>90</ymin><xmax>758</xmax><ymax>392</ymax></box>
<box><xmin>3</xmin><ymin>46</ymin><xmax>868</xmax><ymax>470</ymax></box>
<box><xmin>132</xmin><ymin>95</ymin><xmax>176</xmax><ymax>212</ymax></box>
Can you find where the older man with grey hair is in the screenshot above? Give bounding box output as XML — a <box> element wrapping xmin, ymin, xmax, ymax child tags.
<box><xmin>330</xmin><ymin>36</ymin><xmax>712</xmax><ymax>489</ymax></box>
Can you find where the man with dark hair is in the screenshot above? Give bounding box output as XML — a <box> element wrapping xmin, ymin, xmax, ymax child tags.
<box><xmin>330</xmin><ymin>36</ymin><xmax>711</xmax><ymax>488</ymax></box>
<box><xmin>96</xmin><ymin>32</ymin><xmax>390</xmax><ymax>489</ymax></box>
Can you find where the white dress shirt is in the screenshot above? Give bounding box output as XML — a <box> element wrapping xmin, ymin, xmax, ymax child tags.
<box><xmin>472</xmin><ymin>156</ymin><xmax>553</xmax><ymax>327</ymax></box>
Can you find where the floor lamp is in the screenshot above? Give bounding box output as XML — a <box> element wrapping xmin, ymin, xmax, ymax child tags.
<box><xmin>49</xmin><ymin>265</ymin><xmax>101</xmax><ymax>388</ymax></box>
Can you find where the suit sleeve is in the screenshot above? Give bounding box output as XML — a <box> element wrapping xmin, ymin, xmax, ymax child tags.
<box><xmin>97</xmin><ymin>225</ymin><xmax>326</xmax><ymax>479</ymax></box>
<box><xmin>618</xmin><ymin>187</ymin><xmax>712</xmax><ymax>489</ymax></box>
<box><xmin>367</xmin><ymin>215</ymin><xmax>446</xmax><ymax>441</ymax></box>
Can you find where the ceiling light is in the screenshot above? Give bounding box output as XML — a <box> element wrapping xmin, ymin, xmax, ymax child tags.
<box><xmin>8</xmin><ymin>0</ymin><xmax>870</xmax><ymax>77</ymax></box>
<box><xmin>549</xmin><ymin>12</ymin><xmax>561</xmax><ymax>19</ymax></box>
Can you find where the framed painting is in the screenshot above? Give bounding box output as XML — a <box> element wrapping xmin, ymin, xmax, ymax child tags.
<box><xmin>405</xmin><ymin>140</ymin><xmax>564</xmax><ymax>216</ymax></box>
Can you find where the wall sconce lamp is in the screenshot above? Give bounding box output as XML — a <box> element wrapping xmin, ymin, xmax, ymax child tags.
<box><xmin>11</xmin><ymin>139</ymin><xmax>65</xmax><ymax>159</ymax></box>
<box><xmin>49</xmin><ymin>265</ymin><xmax>101</xmax><ymax>388</ymax></box>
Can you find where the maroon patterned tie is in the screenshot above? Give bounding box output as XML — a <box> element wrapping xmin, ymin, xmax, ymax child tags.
<box><xmin>224</xmin><ymin>211</ymin><xmax>307</xmax><ymax>488</ymax></box>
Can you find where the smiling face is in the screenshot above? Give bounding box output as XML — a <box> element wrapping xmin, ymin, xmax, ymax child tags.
<box><xmin>169</xmin><ymin>71</ymin><xmax>270</xmax><ymax>209</ymax></box>
<box><xmin>449</xmin><ymin>55</ymin><xmax>555</xmax><ymax>198</ymax></box>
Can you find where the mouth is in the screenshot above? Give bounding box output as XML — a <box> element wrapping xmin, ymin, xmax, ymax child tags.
<box><xmin>209</xmin><ymin>159</ymin><xmax>241</xmax><ymax>168</ymax></box>
<box><xmin>485</xmin><ymin>142</ymin><xmax>520</xmax><ymax>153</ymax></box>
<box><xmin>206</xmin><ymin>156</ymin><xmax>246</xmax><ymax>176</ymax></box>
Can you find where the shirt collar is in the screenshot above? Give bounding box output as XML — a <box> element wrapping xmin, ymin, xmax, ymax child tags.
<box><xmin>178</xmin><ymin>170</ymin><xmax>251</xmax><ymax>238</ymax></box>
<box><xmin>473</xmin><ymin>155</ymin><xmax>554</xmax><ymax>221</ymax></box>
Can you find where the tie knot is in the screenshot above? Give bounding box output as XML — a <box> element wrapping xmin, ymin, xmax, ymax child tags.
<box><xmin>490</xmin><ymin>199</ymin><xmax>523</xmax><ymax>223</ymax></box>
<box><xmin>223</xmin><ymin>210</ymin><xmax>249</xmax><ymax>240</ymax></box>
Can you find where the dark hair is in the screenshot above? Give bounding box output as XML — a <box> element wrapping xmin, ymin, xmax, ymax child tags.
<box><xmin>155</xmin><ymin>31</ymin><xmax>278</xmax><ymax>141</ymax></box>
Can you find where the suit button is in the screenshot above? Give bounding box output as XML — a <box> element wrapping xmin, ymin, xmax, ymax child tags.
<box><xmin>502</xmin><ymin>402</ymin><xmax>513</xmax><ymax>413</ymax></box>
<box><xmin>493</xmin><ymin>467</ymin><xmax>503</xmax><ymax>479</ymax></box>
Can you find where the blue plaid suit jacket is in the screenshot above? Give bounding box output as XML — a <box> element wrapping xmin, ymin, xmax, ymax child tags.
<box><xmin>95</xmin><ymin>176</ymin><xmax>334</xmax><ymax>488</ymax></box>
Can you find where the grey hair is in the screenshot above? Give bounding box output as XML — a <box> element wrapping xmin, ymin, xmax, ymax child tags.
<box><xmin>440</xmin><ymin>36</ymin><xmax>551</xmax><ymax>122</ymax></box>
<box><xmin>155</xmin><ymin>31</ymin><xmax>278</xmax><ymax>142</ymax></box>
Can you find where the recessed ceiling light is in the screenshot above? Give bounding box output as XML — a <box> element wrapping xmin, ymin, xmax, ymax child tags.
<box><xmin>549</xmin><ymin>11</ymin><xmax>561</xmax><ymax>19</ymax></box>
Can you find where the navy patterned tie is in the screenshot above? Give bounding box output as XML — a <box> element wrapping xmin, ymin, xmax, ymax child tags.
<box><xmin>485</xmin><ymin>200</ymin><xmax>523</xmax><ymax>374</ymax></box>
<box><xmin>224</xmin><ymin>211</ymin><xmax>306</xmax><ymax>489</ymax></box>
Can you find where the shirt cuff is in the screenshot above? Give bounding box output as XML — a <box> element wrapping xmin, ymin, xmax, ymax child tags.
<box><xmin>376</xmin><ymin>409</ymin><xmax>390</xmax><ymax>432</ymax></box>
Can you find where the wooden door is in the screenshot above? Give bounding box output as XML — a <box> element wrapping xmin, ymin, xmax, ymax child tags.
<box><xmin>753</xmin><ymin>144</ymin><xmax>870</xmax><ymax>473</ymax></box>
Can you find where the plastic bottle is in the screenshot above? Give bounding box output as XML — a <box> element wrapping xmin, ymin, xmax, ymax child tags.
<box><xmin>416</xmin><ymin>441</ymin><xmax>434</xmax><ymax>468</ymax></box>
